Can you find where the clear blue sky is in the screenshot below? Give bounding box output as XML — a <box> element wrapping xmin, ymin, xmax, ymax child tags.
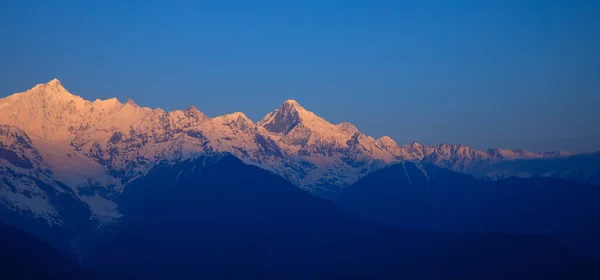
<box><xmin>1</xmin><ymin>0</ymin><xmax>599</xmax><ymax>153</ymax></box>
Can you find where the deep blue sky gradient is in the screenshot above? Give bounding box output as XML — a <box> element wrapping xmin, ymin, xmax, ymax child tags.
<box><xmin>1</xmin><ymin>0</ymin><xmax>599</xmax><ymax>152</ymax></box>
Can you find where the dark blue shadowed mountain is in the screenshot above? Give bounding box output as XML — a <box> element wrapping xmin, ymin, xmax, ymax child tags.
<box><xmin>0</xmin><ymin>170</ymin><xmax>96</xmax><ymax>261</ymax></box>
<box><xmin>87</xmin><ymin>153</ymin><xmax>598</xmax><ymax>280</ymax></box>
<box><xmin>470</xmin><ymin>151</ymin><xmax>600</xmax><ymax>185</ymax></box>
<box><xmin>587</xmin><ymin>169</ymin><xmax>600</xmax><ymax>185</ymax></box>
<box><xmin>0</xmin><ymin>222</ymin><xmax>92</xmax><ymax>280</ymax></box>
<box><xmin>338</xmin><ymin>162</ymin><xmax>600</xmax><ymax>260</ymax></box>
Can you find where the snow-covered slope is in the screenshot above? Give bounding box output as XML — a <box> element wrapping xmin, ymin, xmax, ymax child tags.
<box><xmin>0</xmin><ymin>124</ymin><xmax>94</xmax><ymax>256</ymax></box>
<box><xmin>387</xmin><ymin>142</ymin><xmax>572</xmax><ymax>173</ymax></box>
<box><xmin>257</xmin><ymin>100</ymin><xmax>396</xmax><ymax>196</ymax></box>
<box><xmin>0</xmin><ymin>124</ymin><xmax>64</xmax><ymax>224</ymax></box>
<box><xmin>0</xmin><ymin>79</ymin><xmax>580</xmax><ymax>225</ymax></box>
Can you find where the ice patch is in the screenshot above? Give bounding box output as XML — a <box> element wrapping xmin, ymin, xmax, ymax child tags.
<box><xmin>79</xmin><ymin>195</ymin><xmax>122</xmax><ymax>225</ymax></box>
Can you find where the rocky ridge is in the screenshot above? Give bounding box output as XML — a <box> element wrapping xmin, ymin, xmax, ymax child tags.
<box><xmin>0</xmin><ymin>79</ymin><xmax>573</xmax><ymax>225</ymax></box>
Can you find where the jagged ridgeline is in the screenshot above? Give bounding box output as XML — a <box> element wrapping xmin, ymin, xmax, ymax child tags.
<box><xmin>1</xmin><ymin>79</ymin><xmax>600</xmax><ymax>279</ymax></box>
<box><xmin>0</xmin><ymin>79</ymin><xmax>583</xmax><ymax>220</ymax></box>
<box><xmin>0</xmin><ymin>79</ymin><xmax>595</xmax><ymax>227</ymax></box>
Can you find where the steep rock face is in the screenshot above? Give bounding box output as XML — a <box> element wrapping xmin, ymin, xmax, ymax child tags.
<box><xmin>0</xmin><ymin>125</ymin><xmax>48</xmax><ymax>170</ymax></box>
<box><xmin>258</xmin><ymin>100</ymin><xmax>396</xmax><ymax>197</ymax></box>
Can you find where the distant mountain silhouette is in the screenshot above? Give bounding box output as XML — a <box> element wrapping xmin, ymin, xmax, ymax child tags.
<box><xmin>87</xmin><ymin>154</ymin><xmax>598</xmax><ymax>280</ymax></box>
<box><xmin>587</xmin><ymin>169</ymin><xmax>600</xmax><ymax>185</ymax></box>
<box><xmin>338</xmin><ymin>162</ymin><xmax>600</xmax><ymax>259</ymax></box>
<box><xmin>0</xmin><ymin>223</ymin><xmax>91</xmax><ymax>280</ymax></box>
<box><xmin>470</xmin><ymin>151</ymin><xmax>600</xmax><ymax>185</ymax></box>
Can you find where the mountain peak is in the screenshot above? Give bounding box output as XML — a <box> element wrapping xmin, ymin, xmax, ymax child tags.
<box><xmin>337</xmin><ymin>122</ymin><xmax>359</xmax><ymax>134</ymax></box>
<box><xmin>215</xmin><ymin>112</ymin><xmax>254</xmax><ymax>130</ymax></box>
<box><xmin>375</xmin><ymin>137</ymin><xmax>401</xmax><ymax>156</ymax></box>
<box><xmin>283</xmin><ymin>99</ymin><xmax>302</xmax><ymax>107</ymax></box>
<box><xmin>123</xmin><ymin>98</ymin><xmax>139</xmax><ymax>107</ymax></box>
<box><xmin>228</xmin><ymin>111</ymin><xmax>249</xmax><ymax>119</ymax></box>
<box><xmin>183</xmin><ymin>105</ymin><xmax>208</xmax><ymax>120</ymax></box>
<box><xmin>47</xmin><ymin>78</ymin><xmax>61</xmax><ymax>85</ymax></box>
<box><xmin>259</xmin><ymin>100</ymin><xmax>306</xmax><ymax>134</ymax></box>
<box><xmin>260</xmin><ymin>99</ymin><xmax>368</xmax><ymax>149</ymax></box>
<box><xmin>280</xmin><ymin>99</ymin><xmax>309</xmax><ymax>113</ymax></box>
<box><xmin>30</xmin><ymin>78</ymin><xmax>69</xmax><ymax>95</ymax></box>
<box><xmin>377</xmin><ymin>136</ymin><xmax>398</xmax><ymax>147</ymax></box>
<box><xmin>185</xmin><ymin>105</ymin><xmax>198</xmax><ymax>112</ymax></box>
<box><xmin>47</xmin><ymin>78</ymin><xmax>62</xmax><ymax>87</ymax></box>
<box><xmin>215</xmin><ymin>111</ymin><xmax>251</xmax><ymax>121</ymax></box>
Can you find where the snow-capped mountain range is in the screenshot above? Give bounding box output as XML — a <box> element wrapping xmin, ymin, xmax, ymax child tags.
<box><xmin>0</xmin><ymin>79</ymin><xmax>576</xmax><ymax>225</ymax></box>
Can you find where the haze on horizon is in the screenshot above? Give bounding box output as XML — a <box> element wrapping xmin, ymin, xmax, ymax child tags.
<box><xmin>1</xmin><ymin>0</ymin><xmax>599</xmax><ymax>153</ymax></box>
